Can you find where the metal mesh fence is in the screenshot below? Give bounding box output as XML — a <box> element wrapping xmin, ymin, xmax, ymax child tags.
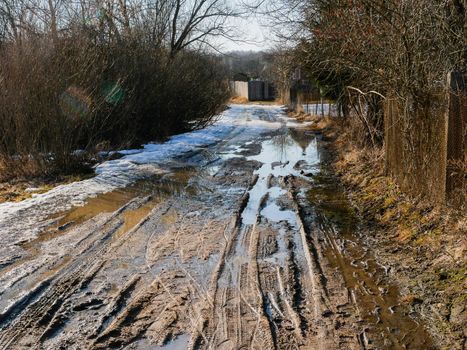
<box><xmin>384</xmin><ymin>71</ymin><xmax>466</xmax><ymax>205</ymax></box>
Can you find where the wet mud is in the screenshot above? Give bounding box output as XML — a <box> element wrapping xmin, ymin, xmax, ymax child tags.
<box><xmin>0</xmin><ymin>105</ymin><xmax>436</xmax><ymax>349</ymax></box>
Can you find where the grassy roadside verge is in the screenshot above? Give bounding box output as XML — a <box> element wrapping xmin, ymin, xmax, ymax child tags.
<box><xmin>293</xmin><ymin>111</ymin><xmax>466</xmax><ymax>349</ymax></box>
<box><xmin>329</xmin><ymin>121</ymin><xmax>466</xmax><ymax>349</ymax></box>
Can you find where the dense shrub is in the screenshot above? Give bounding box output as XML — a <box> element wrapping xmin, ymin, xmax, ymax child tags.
<box><xmin>0</xmin><ymin>34</ymin><xmax>228</xmax><ymax>180</ymax></box>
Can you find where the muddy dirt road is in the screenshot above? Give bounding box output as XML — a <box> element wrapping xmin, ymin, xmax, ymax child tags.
<box><xmin>0</xmin><ymin>105</ymin><xmax>435</xmax><ymax>349</ymax></box>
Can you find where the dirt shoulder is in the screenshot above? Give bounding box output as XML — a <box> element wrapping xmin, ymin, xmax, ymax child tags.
<box><xmin>318</xmin><ymin>119</ymin><xmax>466</xmax><ymax>349</ymax></box>
<box><xmin>229</xmin><ymin>96</ymin><xmax>281</xmax><ymax>105</ymax></box>
<box><xmin>0</xmin><ymin>173</ymin><xmax>95</xmax><ymax>204</ymax></box>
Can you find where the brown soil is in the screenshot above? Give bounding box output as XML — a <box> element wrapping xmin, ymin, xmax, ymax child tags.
<box><xmin>229</xmin><ymin>96</ymin><xmax>281</xmax><ymax>105</ymax></box>
<box><xmin>0</xmin><ymin>106</ymin><xmax>450</xmax><ymax>350</ymax></box>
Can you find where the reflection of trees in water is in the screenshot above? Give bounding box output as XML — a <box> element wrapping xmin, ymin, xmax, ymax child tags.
<box><xmin>289</xmin><ymin>129</ymin><xmax>314</xmax><ymax>153</ymax></box>
<box><xmin>150</xmin><ymin>168</ymin><xmax>200</xmax><ymax>197</ymax></box>
<box><xmin>271</xmin><ymin>132</ymin><xmax>296</xmax><ymax>162</ymax></box>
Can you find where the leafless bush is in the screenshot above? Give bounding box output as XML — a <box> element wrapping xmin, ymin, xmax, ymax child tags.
<box><xmin>0</xmin><ymin>0</ymin><xmax>233</xmax><ymax>180</ymax></box>
<box><xmin>267</xmin><ymin>0</ymin><xmax>466</xmax><ymax>201</ymax></box>
<box><xmin>268</xmin><ymin>0</ymin><xmax>465</xmax><ymax>133</ymax></box>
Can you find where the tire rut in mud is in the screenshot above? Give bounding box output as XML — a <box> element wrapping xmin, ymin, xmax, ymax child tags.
<box><xmin>0</xmin><ymin>197</ymin><xmax>161</xmax><ymax>349</ymax></box>
<box><xmin>0</xmin><ymin>155</ymin><xmax>263</xmax><ymax>350</ymax></box>
<box><xmin>0</xmin><ymin>158</ymin><xmax>363</xmax><ymax>350</ymax></box>
<box><xmin>195</xmin><ymin>173</ymin><xmax>362</xmax><ymax>350</ymax></box>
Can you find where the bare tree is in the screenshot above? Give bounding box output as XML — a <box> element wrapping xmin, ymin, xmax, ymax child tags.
<box><xmin>267</xmin><ymin>0</ymin><xmax>466</xmax><ymax>199</ymax></box>
<box><xmin>168</xmin><ymin>0</ymin><xmax>239</xmax><ymax>55</ymax></box>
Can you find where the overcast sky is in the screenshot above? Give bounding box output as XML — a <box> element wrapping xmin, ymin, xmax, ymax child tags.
<box><xmin>219</xmin><ymin>17</ymin><xmax>274</xmax><ymax>52</ymax></box>
<box><xmin>210</xmin><ymin>0</ymin><xmax>277</xmax><ymax>53</ymax></box>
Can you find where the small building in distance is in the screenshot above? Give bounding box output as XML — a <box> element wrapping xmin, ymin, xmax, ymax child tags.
<box><xmin>230</xmin><ymin>79</ymin><xmax>276</xmax><ymax>101</ymax></box>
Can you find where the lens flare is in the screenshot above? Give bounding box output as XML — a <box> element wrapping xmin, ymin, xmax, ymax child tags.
<box><xmin>59</xmin><ymin>86</ymin><xmax>92</xmax><ymax>121</ymax></box>
<box><xmin>101</xmin><ymin>81</ymin><xmax>124</xmax><ymax>105</ymax></box>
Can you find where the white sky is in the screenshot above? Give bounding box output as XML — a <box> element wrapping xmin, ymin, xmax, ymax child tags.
<box><xmin>220</xmin><ymin>17</ymin><xmax>274</xmax><ymax>52</ymax></box>
<box><xmin>210</xmin><ymin>0</ymin><xmax>276</xmax><ymax>52</ymax></box>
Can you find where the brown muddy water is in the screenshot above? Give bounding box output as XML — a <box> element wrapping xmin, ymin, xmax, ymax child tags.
<box><xmin>304</xmin><ymin>169</ymin><xmax>435</xmax><ymax>349</ymax></box>
<box><xmin>1</xmin><ymin>169</ymin><xmax>201</xmax><ymax>287</ymax></box>
<box><xmin>22</xmin><ymin>169</ymin><xmax>201</xmax><ymax>249</ymax></box>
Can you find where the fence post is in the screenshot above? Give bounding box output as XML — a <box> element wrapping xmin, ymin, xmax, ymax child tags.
<box><xmin>445</xmin><ymin>71</ymin><xmax>466</xmax><ymax>204</ymax></box>
<box><xmin>320</xmin><ymin>97</ymin><xmax>324</xmax><ymax>117</ymax></box>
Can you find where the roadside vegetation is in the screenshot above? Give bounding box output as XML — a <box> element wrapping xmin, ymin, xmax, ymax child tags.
<box><xmin>330</xmin><ymin>121</ymin><xmax>466</xmax><ymax>348</ymax></box>
<box><xmin>282</xmin><ymin>106</ymin><xmax>466</xmax><ymax>347</ymax></box>
<box><xmin>265</xmin><ymin>0</ymin><xmax>466</xmax><ymax>347</ymax></box>
<box><xmin>0</xmin><ymin>0</ymin><xmax>233</xmax><ymax>182</ymax></box>
<box><xmin>269</xmin><ymin>0</ymin><xmax>465</xmax><ymax>202</ymax></box>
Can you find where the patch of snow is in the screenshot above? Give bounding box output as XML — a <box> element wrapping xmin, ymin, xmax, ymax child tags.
<box><xmin>261</xmin><ymin>202</ymin><xmax>297</xmax><ymax>226</ymax></box>
<box><xmin>0</xmin><ymin>104</ymin><xmax>285</xmax><ymax>251</ymax></box>
<box><xmin>24</xmin><ymin>187</ymin><xmax>41</xmax><ymax>193</ymax></box>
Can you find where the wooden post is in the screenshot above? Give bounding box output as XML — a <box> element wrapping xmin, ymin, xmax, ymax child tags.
<box><xmin>320</xmin><ymin>97</ymin><xmax>324</xmax><ymax>117</ymax></box>
<box><xmin>445</xmin><ymin>71</ymin><xmax>466</xmax><ymax>203</ymax></box>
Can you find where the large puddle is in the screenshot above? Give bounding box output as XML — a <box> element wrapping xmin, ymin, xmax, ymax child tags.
<box><xmin>241</xmin><ymin>128</ymin><xmax>320</xmax><ymax>226</ymax></box>
<box><xmin>14</xmin><ymin>169</ymin><xmax>202</xmax><ymax>263</ymax></box>
<box><xmin>57</xmin><ymin>169</ymin><xmax>200</xmax><ymax>226</ymax></box>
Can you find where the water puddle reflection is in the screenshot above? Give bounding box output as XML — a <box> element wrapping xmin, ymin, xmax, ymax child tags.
<box><xmin>19</xmin><ymin>168</ymin><xmax>202</xmax><ymax>257</ymax></box>
<box><xmin>241</xmin><ymin>129</ymin><xmax>319</xmax><ymax>226</ymax></box>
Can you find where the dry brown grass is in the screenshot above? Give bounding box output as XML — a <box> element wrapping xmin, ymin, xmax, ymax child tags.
<box><xmin>332</xmin><ymin>123</ymin><xmax>465</xmax><ymax>250</ymax></box>
<box><xmin>288</xmin><ymin>111</ymin><xmax>336</xmax><ymax>131</ymax></box>
<box><xmin>325</xmin><ymin>119</ymin><xmax>466</xmax><ymax>347</ymax></box>
<box><xmin>0</xmin><ymin>157</ymin><xmax>45</xmax><ymax>182</ymax></box>
<box><xmin>230</xmin><ymin>96</ymin><xmax>249</xmax><ymax>104</ymax></box>
<box><xmin>0</xmin><ymin>170</ymin><xmax>95</xmax><ymax>204</ymax></box>
<box><xmin>229</xmin><ymin>96</ymin><xmax>281</xmax><ymax>105</ymax></box>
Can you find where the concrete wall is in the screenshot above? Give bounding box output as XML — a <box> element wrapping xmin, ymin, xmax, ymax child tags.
<box><xmin>230</xmin><ymin>81</ymin><xmax>248</xmax><ymax>99</ymax></box>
